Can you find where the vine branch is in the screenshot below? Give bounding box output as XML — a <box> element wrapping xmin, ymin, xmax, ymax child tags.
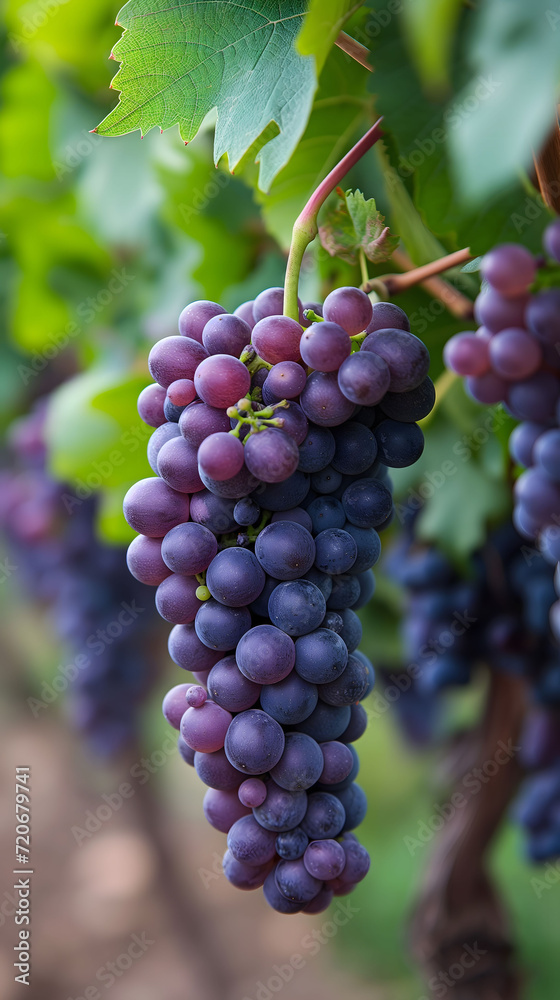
<box><xmin>334</xmin><ymin>31</ymin><xmax>373</xmax><ymax>71</ymax></box>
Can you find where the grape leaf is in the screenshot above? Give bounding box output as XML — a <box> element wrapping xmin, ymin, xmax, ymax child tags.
<box><xmin>401</xmin><ymin>0</ymin><xmax>463</xmax><ymax>91</ymax></box>
<box><xmin>96</xmin><ymin>0</ymin><xmax>317</xmax><ymax>192</ymax></box>
<box><xmin>297</xmin><ymin>0</ymin><xmax>362</xmax><ymax>72</ymax></box>
<box><xmin>319</xmin><ymin>187</ymin><xmax>398</xmax><ymax>264</ymax></box>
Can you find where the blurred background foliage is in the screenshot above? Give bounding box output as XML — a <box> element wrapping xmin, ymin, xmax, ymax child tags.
<box><xmin>1</xmin><ymin>0</ymin><xmax>559</xmax><ymax>996</ymax></box>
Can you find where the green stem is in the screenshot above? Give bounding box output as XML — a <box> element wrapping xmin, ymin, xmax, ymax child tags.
<box><xmin>359</xmin><ymin>248</ymin><xmax>369</xmax><ymax>286</ymax></box>
<box><xmin>283</xmin><ymin>118</ymin><xmax>384</xmax><ymax>321</ymax></box>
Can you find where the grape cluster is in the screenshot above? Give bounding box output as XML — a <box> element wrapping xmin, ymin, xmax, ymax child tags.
<box><xmin>443</xmin><ymin>221</ymin><xmax>560</xmax><ymax>637</ymax></box>
<box><xmin>0</xmin><ymin>404</ymin><xmax>158</xmax><ymax>755</ymax></box>
<box><xmin>126</xmin><ymin>284</ymin><xmax>435</xmax><ymax>912</ymax></box>
<box><xmin>385</xmin><ymin>508</ymin><xmax>560</xmax><ymax>861</ymax></box>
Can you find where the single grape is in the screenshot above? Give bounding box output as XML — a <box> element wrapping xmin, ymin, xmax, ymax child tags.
<box><xmin>254</xmin><ymin>521</ymin><xmax>315</xmax><ymax>580</ymax></box>
<box><xmin>526</xmin><ymin>289</ymin><xmax>560</xmax><ymax>346</ymax></box>
<box><xmin>509</xmin><ymin>422</ymin><xmax>547</xmax><ymax>468</ymax></box>
<box><xmin>374</xmin><ymin>419</ymin><xmax>424</xmax><ymax>468</ymax></box>
<box><xmin>366</xmin><ymin>300</ymin><xmax>410</xmax><ymax>333</ymax></box>
<box><xmin>300</xmin><ymin>321</ymin><xmax>351</xmax><ymax>372</ymax></box>
<box><xmin>227</xmin><ymin>814</ymin><xmax>278</xmax><ymax>865</ymax></box>
<box><xmin>323</xmin><ymin>286</ymin><xmax>373</xmax><ymax>334</ymax></box>
<box><xmin>155</xmin><ymin>573</ymin><xmax>202</xmax><ymax>624</ymax></box>
<box><xmin>534</xmin><ymin>429</ymin><xmax>560</xmax><ymax>481</ymax></box>
<box><xmin>203</xmin><ymin>789</ymin><xmax>250</xmax><ymax>833</ymax></box>
<box><xmin>179</xmin><ymin>401</ymin><xmax>232</xmax><ymax>446</ymax></box>
<box><xmin>298</xmin><ymin>426</ymin><xmax>336</xmax><ymax>473</ymax></box>
<box><xmin>161</xmin><ymin>522</ymin><xmax>217</xmax><ymax>576</ymax></box>
<box><xmin>474</xmin><ymin>288</ymin><xmax>529</xmax><ymax>333</ymax></box>
<box><xmin>275</xmin><ymin>828</ymin><xmax>309</xmax><ymax>860</ymax></box>
<box><xmin>168</xmin><ymin>622</ymin><xmax>223</xmax><ymax>673</ymax></box>
<box><xmin>157</xmin><ymin>436</ymin><xmax>203</xmax><ymax>494</ymax></box>
<box><xmin>465</xmin><ymin>371</ymin><xmax>508</xmax><ymax>405</ymax></box>
<box><xmin>251</xmin><ymin>315</ymin><xmax>303</xmax><ymax>364</ymax></box>
<box><xmin>265</xmin><ymin>361</ymin><xmax>306</xmax><ymax>399</ymax></box>
<box><xmin>303</xmin><ymin>839</ymin><xmax>346</xmax><ymax>880</ymax></box>
<box><xmin>275</xmin><ymin>858</ymin><xmax>322</xmax><ymax>903</ymax></box>
<box><xmin>244</xmin><ymin>427</ymin><xmax>299</xmax><ymax>483</ymax></box>
<box><xmin>443</xmin><ymin>332</ymin><xmax>490</xmax><ymax>376</ymax></box>
<box><xmin>544</xmin><ymin>219</ymin><xmax>560</xmax><ymax>262</ymax></box>
<box><xmin>233</xmin><ymin>496</ymin><xmax>261</xmax><ymax>526</ymax></box>
<box><xmin>270</xmin><ymin>731</ymin><xmax>324</xmax><ymax>790</ymax></box>
<box><xmin>337</xmin><ymin>350</ymin><xmax>391</xmax><ymax>407</ymax></box>
<box><xmin>253</xmin><ymin>779</ymin><xmax>308</xmax><ymax>831</ymax></box>
<box><xmin>307</xmin><ymin>497</ymin><xmax>346</xmax><ymax>533</ymax></box>
<box><xmin>123</xmin><ymin>478</ymin><xmax>190</xmax><ymax>537</ymax></box>
<box><xmin>147</xmin><ymin>422</ymin><xmax>181</xmax><ymax>473</ymax></box>
<box><xmin>314</xmin><ymin>528</ymin><xmax>357</xmax><ymax>576</ymax></box>
<box><xmin>222</xmin><ymin>850</ymin><xmax>272</xmax><ymax>890</ymax></box>
<box><xmin>255</xmin><ymin>471</ymin><xmax>311</xmax><ymax>511</ymax></box>
<box><xmin>167</xmin><ymin>379</ymin><xmax>197</xmax><ymax>407</ymax></box>
<box><xmin>480</xmin><ymin>243</ymin><xmax>536</xmax><ymax>297</ymax></box>
<box><xmin>206</xmin><ymin>547</ymin><xmax>265</xmax><ymax>607</ymax></box>
<box><xmin>180</xmin><ymin>700</ymin><xmax>232</xmax><ymax>752</ymax></box>
<box><xmin>233</xmin><ymin>300</ymin><xmax>255</xmax><ymax>328</ymax></box>
<box><xmin>300</xmin><ymin>371</ymin><xmax>355</xmax><ymax>426</ymax></box>
<box><xmin>162</xmin><ymin>683</ymin><xmax>193</xmax><ymax>729</ymax></box>
<box><xmin>195</xmin><ymin>600</ymin><xmax>252</xmax><ymax>650</ymax></box>
<box><xmin>194</xmin><ymin>354</ymin><xmax>251</xmax><ymax>408</ymax></box>
<box><xmin>178</xmin><ymin>300</ymin><xmax>226</xmax><ymax>342</ymax></box>
<box><xmin>488</xmin><ymin>328</ymin><xmax>542</xmax><ymax>379</ymax></box>
<box><xmin>260</xmin><ymin>673</ymin><xmax>319</xmax><ymax>727</ymax></box>
<box><xmin>127</xmin><ymin>534</ymin><xmax>171</xmax><ymax>586</ymax></box>
<box><xmin>206</xmin><ymin>654</ymin><xmax>261</xmax><ymax>712</ymax></box>
<box><xmin>310</xmin><ymin>465</ymin><xmax>342</xmax><ymax>494</ymax></box>
<box><xmin>194</xmin><ymin>748</ymin><xmax>245</xmax><ymax>791</ymax></box>
<box><xmin>342</xmin><ymin>478</ymin><xmax>393</xmax><ymax>528</ymax></box>
<box><xmin>197</xmin><ymin>431</ymin><xmax>245</xmax><ymax>481</ymax></box>
<box><xmin>224</xmin><ymin>710</ymin><xmax>285</xmax><ymax>774</ymax></box>
<box><xmin>319</xmin><ymin>653</ymin><xmax>370</xmax><ymax>706</ymax></box>
<box><xmin>319</xmin><ymin>741</ymin><xmax>355</xmax><ymax>784</ymax></box>
<box><xmin>361</xmin><ymin>329</ymin><xmax>430</xmax><ymax>392</ymax></box>
<box><xmin>508</xmin><ymin>372</ymin><xmax>560</xmax><ymax>422</ymax></box>
<box><xmin>235</xmin><ymin>624</ymin><xmax>295</xmax><ymax>683</ymax></box>
<box><xmin>301</xmin><ymin>792</ymin><xmax>346</xmax><ymax>840</ymax></box>
<box><xmin>238</xmin><ymin>778</ymin><xmax>268</xmax><ymax>808</ymax></box>
<box><xmin>294</xmin><ymin>628</ymin><xmax>348</xmax><ymax>684</ymax></box>
<box><xmin>331</xmin><ymin>422</ymin><xmax>378</xmax><ymax>475</ymax></box>
<box><xmin>202</xmin><ymin>313</ymin><xmax>252</xmax><ymax>357</ymax></box>
<box><xmin>137</xmin><ymin>383</ymin><xmax>167</xmax><ymax>427</ymax></box>
<box><xmin>273</xmin><ymin>401</ymin><xmax>309</xmax><ymax>445</ymax></box>
<box><xmin>344</xmin><ymin>523</ymin><xmax>381</xmax><ymax>573</ymax></box>
<box><xmin>148</xmin><ymin>336</ymin><xmax>208</xmax><ymax>387</ymax></box>
<box><xmin>270</xmin><ymin>507</ymin><xmax>313</xmax><ymax>531</ymax></box>
<box><xmin>189</xmin><ymin>489</ymin><xmax>237</xmax><ymax>534</ymax></box>
<box><xmin>268</xmin><ymin>579</ymin><xmax>326</xmax><ymax>636</ymax></box>
<box><xmin>335</xmin><ymin>783</ymin><xmax>367</xmax><ymax>831</ymax></box>
<box><xmin>262</xmin><ymin>869</ymin><xmax>303</xmax><ymax>913</ymax></box>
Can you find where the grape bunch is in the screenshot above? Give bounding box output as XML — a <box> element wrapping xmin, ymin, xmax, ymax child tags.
<box><xmin>0</xmin><ymin>404</ymin><xmax>159</xmax><ymax>756</ymax></box>
<box><xmin>125</xmin><ymin>284</ymin><xmax>435</xmax><ymax>913</ymax></box>
<box><xmin>443</xmin><ymin>220</ymin><xmax>560</xmax><ymax>636</ymax></box>
<box><xmin>385</xmin><ymin>507</ymin><xmax>560</xmax><ymax>861</ymax></box>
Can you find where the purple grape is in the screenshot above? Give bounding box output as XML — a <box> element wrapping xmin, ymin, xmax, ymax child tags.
<box><xmin>298</xmin><ymin>426</ymin><xmax>336</xmax><ymax>473</ymax></box>
<box><xmin>465</xmin><ymin>372</ymin><xmax>508</xmax><ymax>405</ymax></box>
<box><xmin>443</xmin><ymin>332</ymin><xmax>490</xmax><ymax>376</ymax></box>
<box><xmin>167</xmin><ymin>379</ymin><xmax>196</xmax><ymax>406</ymax></box>
<box><xmin>238</xmin><ymin>778</ymin><xmax>268</xmax><ymax>808</ymax></box>
<box><xmin>480</xmin><ymin>243</ymin><xmax>536</xmax><ymax>296</ymax></box>
<box><xmin>340</xmin><ymin>703</ymin><xmax>368</xmax><ymax>742</ymax></box>
<box><xmin>300</xmin><ymin>321</ymin><xmax>351</xmax><ymax>372</ymax></box>
<box><xmin>269</xmin><ymin>731</ymin><xmax>324</xmax><ymax>790</ymax></box>
<box><xmin>361</xmin><ymin>329</ymin><xmax>429</xmax><ymax>392</ymax></box>
<box><xmin>156</xmin><ymin>573</ymin><xmax>202</xmax><ymax>624</ymax></box>
<box><xmin>206</xmin><ymin>547</ymin><xmax>265</xmax><ymax>607</ymax></box>
<box><xmin>267</xmin><ymin>579</ymin><xmax>326</xmax><ymax>636</ymax></box>
<box><xmin>127</xmin><ymin>534</ymin><xmax>171</xmax><ymax>586</ymax></box>
<box><xmin>179</xmin><ymin>401</ymin><xmax>232</xmax><ymax>447</ymax></box>
<box><xmin>366</xmin><ymin>301</ymin><xmax>410</xmax><ymax>333</ymax></box>
<box><xmin>303</xmin><ymin>886</ymin><xmax>334</xmax><ymax>913</ymax></box>
<box><xmin>275</xmin><ymin>858</ymin><xmax>322</xmax><ymax>903</ymax></box>
<box><xmin>161</xmin><ymin>522</ymin><xmax>217</xmax><ymax>575</ymax></box>
<box><xmin>253</xmin><ymin>287</ymin><xmax>302</xmax><ymax>323</ymax></box>
<box><xmin>194</xmin><ymin>354</ymin><xmax>251</xmax><ymax>408</ymax></box>
<box><xmin>148</xmin><ymin>336</ymin><xmax>208</xmax><ymax>387</ymax></box>
<box><xmin>263</xmin><ymin>869</ymin><xmax>303</xmax><ymax>913</ymax></box>
<box><xmin>544</xmin><ymin>220</ymin><xmax>560</xmax><ymax>262</ymax></box>
<box><xmin>379</xmin><ymin>377</ymin><xmax>435</xmax><ymax>422</ymax></box>
<box><xmin>222</xmin><ymin>849</ymin><xmax>271</xmax><ymax>890</ymax></box>
<box><xmin>270</xmin><ymin>507</ymin><xmax>313</xmax><ymax>531</ymax></box>
<box><xmin>319</xmin><ymin>741</ymin><xmax>354</xmax><ymax>784</ymax></box>
<box><xmin>236</xmin><ymin>623</ymin><xmax>295</xmax><ymax>683</ymax></box>
<box><xmin>178</xmin><ymin>300</ymin><xmax>226</xmax><ymax>342</ymax></box>
<box><xmin>199</xmin><ymin>463</ymin><xmax>261</xmax><ymax>499</ymax></box>
<box><xmin>323</xmin><ymin>286</ymin><xmax>373</xmax><ymax>334</ymax></box>
<box><xmin>203</xmin><ymin>788</ymin><xmax>251</xmax><ymax>833</ymax></box>
<box><xmin>508</xmin><ymin>372</ymin><xmax>560</xmax><ymax>421</ymax></box>
<box><xmin>162</xmin><ymin>683</ymin><xmax>193</xmax><ymax>729</ymax></box>
<box><xmin>336</xmin><ymin>783</ymin><xmax>367</xmax><ymax>830</ymax></box>
<box><xmin>157</xmin><ymin>436</ymin><xmax>204</xmax><ymax>493</ymax></box>
<box><xmin>198</xmin><ymin>431</ymin><xmax>245</xmax><ymax>480</ymax></box>
<box><xmin>251</xmin><ymin>315</ymin><xmax>303</xmax><ymax>365</ymax></box>
<box><xmin>147</xmin><ymin>422</ymin><xmax>181</xmax><ymax>473</ymax></box>
<box><xmin>234</xmin><ymin>497</ymin><xmax>261</xmax><ymax>526</ymax></box>
<box><xmin>337</xmin><ymin>834</ymin><xmax>370</xmax><ymax>883</ymax></box>
<box><xmin>224</xmin><ymin>709</ymin><xmax>285</xmax><ymax>774</ymax></box>
<box><xmin>303</xmin><ymin>839</ymin><xmax>346</xmax><ymax>880</ymax></box>
<box><xmin>254</xmin><ymin>521</ymin><xmax>315</xmax><ymax>580</ymax></box>
<box><xmin>207</xmin><ymin>654</ymin><xmax>261</xmax><ymax>712</ymax></box>
<box><xmin>300</xmin><ymin>371</ymin><xmax>355</xmax><ymax>426</ymax></box>
<box><xmin>342</xmin><ymin>478</ymin><xmax>393</xmax><ymax>528</ymax></box>
<box><xmin>265</xmin><ymin>361</ymin><xmax>306</xmax><ymax>399</ymax></box>
<box><xmin>301</xmin><ymin>792</ymin><xmax>345</xmax><ymax>839</ymax></box>
<box><xmin>123</xmin><ymin>478</ymin><xmax>190</xmax><ymax>537</ymax></box>
<box><xmin>275</xmin><ymin>828</ymin><xmax>309</xmax><ymax>860</ymax></box>
<box><xmin>319</xmin><ymin>653</ymin><xmax>370</xmax><ymax>706</ymax></box>
<box><xmin>244</xmin><ymin>428</ymin><xmax>299</xmax><ymax>483</ymax></box>
<box><xmin>168</xmin><ymin>622</ymin><xmax>223</xmax><ymax>673</ymax></box>
<box><xmin>515</xmin><ymin>468</ymin><xmax>560</xmax><ymax>522</ymax></box>
<box><xmin>509</xmin><ymin>422</ymin><xmax>547</xmax><ymax>468</ymax></box>
<box><xmin>137</xmin><ymin>383</ymin><xmax>166</xmax><ymax>427</ymax></box>
<box><xmin>194</xmin><ymin>747</ymin><xmax>243</xmax><ymax>790</ymax></box>
<box><xmin>189</xmin><ymin>489</ymin><xmax>237</xmax><ymax>534</ymax></box>
<box><xmin>195</xmin><ymin>600</ymin><xmax>252</xmax><ymax>650</ymax></box>
<box><xmin>488</xmin><ymin>328</ymin><xmax>542</xmax><ymax>379</ymax></box>
<box><xmin>337</xmin><ymin>350</ymin><xmax>391</xmax><ymax>407</ymax></box>
<box><xmin>180</xmin><ymin>700</ymin><xmax>233</xmax><ymax>752</ymax></box>
<box><xmin>256</xmin><ymin>471</ymin><xmax>311</xmax><ymax>511</ymax></box>
<box><xmin>274</xmin><ymin>401</ymin><xmax>309</xmax><ymax>445</ymax></box>
<box><xmin>202</xmin><ymin>313</ymin><xmax>252</xmax><ymax>357</ymax></box>
<box><xmin>294</xmin><ymin>628</ymin><xmax>348</xmax><ymax>684</ymax></box>
<box><xmin>534</xmin><ymin>428</ymin><xmax>560</xmax><ymax>481</ymax></box>
<box><xmin>253</xmin><ymin>779</ymin><xmax>308</xmax><ymax>831</ymax></box>
<box><xmin>186</xmin><ymin>685</ymin><xmax>207</xmax><ymax>708</ymax></box>
<box><xmin>178</xmin><ymin>735</ymin><xmax>196</xmax><ymax>765</ymax></box>
<box><xmin>474</xmin><ymin>288</ymin><xmax>529</xmax><ymax>333</ymax></box>
<box><xmin>526</xmin><ymin>289</ymin><xmax>560</xmax><ymax>346</ymax></box>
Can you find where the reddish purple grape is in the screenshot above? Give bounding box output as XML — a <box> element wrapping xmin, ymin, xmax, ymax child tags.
<box><xmin>202</xmin><ymin>313</ymin><xmax>252</xmax><ymax>357</ymax></box>
<box><xmin>185</xmin><ymin>685</ymin><xmax>208</xmax><ymax>708</ymax></box>
<box><xmin>300</xmin><ymin>371</ymin><xmax>355</xmax><ymax>426</ymax></box>
<box><xmin>474</xmin><ymin>288</ymin><xmax>529</xmax><ymax>333</ymax></box>
<box><xmin>337</xmin><ymin>351</ymin><xmax>391</xmax><ymax>406</ymax></box>
<box><xmin>167</xmin><ymin>379</ymin><xmax>196</xmax><ymax>406</ymax></box>
<box><xmin>238</xmin><ymin>778</ymin><xmax>268</xmax><ymax>808</ymax></box>
<box><xmin>509</xmin><ymin>422</ymin><xmax>546</xmax><ymax>468</ymax></box>
<box><xmin>198</xmin><ymin>432</ymin><xmax>245</xmax><ymax>481</ymax></box>
<box><xmin>443</xmin><ymin>332</ymin><xmax>490</xmax><ymax>376</ymax></box>
<box><xmin>480</xmin><ymin>244</ymin><xmax>536</xmax><ymax>297</ymax></box>
<box><xmin>203</xmin><ymin>789</ymin><xmax>251</xmax><ymax>832</ymax></box>
<box><xmin>168</xmin><ymin>623</ymin><xmax>224</xmax><ymax>672</ymax></box>
<box><xmin>526</xmin><ymin>289</ymin><xmax>560</xmax><ymax>346</ymax></box>
<box><xmin>507</xmin><ymin>372</ymin><xmax>560</xmax><ymax>421</ymax></box>
<box><xmin>155</xmin><ymin>573</ymin><xmax>202</xmax><ymax>624</ymax></box>
<box><xmin>465</xmin><ymin>372</ymin><xmax>508</xmax><ymax>405</ymax></box>
<box><xmin>148</xmin><ymin>336</ymin><xmax>208</xmax><ymax>387</ymax></box>
<box><xmin>251</xmin><ymin>315</ymin><xmax>303</xmax><ymax>365</ymax></box>
<box><xmin>179</xmin><ymin>400</ymin><xmax>232</xmax><ymax>447</ymax></box>
<box><xmin>323</xmin><ymin>286</ymin><xmax>373</xmax><ymax>334</ymax></box>
<box><xmin>147</xmin><ymin>422</ymin><xmax>180</xmax><ymax>472</ymax></box>
<box><xmin>157</xmin><ymin>436</ymin><xmax>204</xmax><ymax>493</ymax></box>
<box><xmin>253</xmin><ymin>287</ymin><xmax>302</xmax><ymax>323</ymax></box>
<box><xmin>544</xmin><ymin>219</ymin><xmax>560</xmax><ymax>263</ymax></box>
<box><xmin>126</xmin><ymin>534</ymin><xmax>171</xmax><ymax>586</ymax></box>
<box><xmin>194</xmin><ymin>354</ymin><xmax>251</xmax><ymax>408</ymax></box>
<box><xmin>274</xmin><ymin>401</ymin><xmax>308</xmax><ymax>445</ymax></box>
<box><xmin>162</xmin><ymin>683</ymin><xmax>193</xmax><ymax>729</ymax></box>
<box><xmin>488</xmin><ymin>328</ymin><xmax>542</xmax><ymax>379</ymax></box>
<box><xmin>123</xmin><ymin>478</ymin><xmax>190</xmax><ymax>537</ymax></box>
<box><xmin>265</xmin><ymin>361</ymin><xmax>306</xmax><ymax>399</ymax></box>
<box><xmin>303</xmin><ymin>839</ymin><xmax>346</xmax><ymax>879</ymax></box>
<box><xmin>207</xmin><ymin>655</ymin><xmax>261</xmax><ymax>712</ymax></box>
<box><xmin>178</xmin><ymin>299</ymin><xmax>226</xmax><ymax>342</ymax></box>
<box><xmin>137</xmin><ymin>383</ymin><xmax>166</xmax><ymax>427</ymax></box>
<box><xmin>361</xmin><ymin>329</ymin><xmax>429</xmax><ymax>392</ymax></box>
<box><xmin>244</xmin><ymin>428</ymin><xmax>299</xmax><ymax>483</ymax></box>
<box><xmin>366</xmin><ymin>301</ymin><xmax>410</xmax><ymax>333</ymax></box>
<box><xmin>161</xmin><ymin>521</ymin><xmax>218</xmax><ymax>575</ymax></box>
<box><xmin>300</xmin><ymin>321</ymin><xmax>351</xmax><ymax>372</ymax></box>
<box><xmin>180</xmin><ymin>700</ymin><xmax>233</xmax><ymax>752</ymax></box>
<box><xmin>233</xmin><ymin>300</ymin><xmax>255</xmax><ymax>328</ymax></box>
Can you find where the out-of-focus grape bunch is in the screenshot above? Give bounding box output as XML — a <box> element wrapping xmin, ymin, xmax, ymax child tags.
<box><xmin>385</xmin><ymin>507</ymin><xmax>560</xmax><ymax>863</ymax></box>
<box><xmin>0</xmin><ymin>401</ymin><xmax>161</xmax><ymax>756</ymax></box>
<box><xmin>125</xmin><ymin>284</ymin><xmax>436</xmax><ymax>912</ymax></box>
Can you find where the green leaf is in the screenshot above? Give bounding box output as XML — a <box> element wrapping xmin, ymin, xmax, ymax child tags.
<box><xmin>449</xmin><ymin>0</ymin><xmax>560</xmax><ymax>203</ymax></box>
<box><xmin>319</xmin><ymin>187</ymin><xmax>398</xmax><ymax>264</ymax></box>
<box><xmin>401</xmin><ymin>0</ymin><xmax>463</xmax><ymax>92</ymax></box>
<box><xmin>297</xmin><ymin>0</ymin><xmax>361</xmax><ymax>72</ymax></box>
<box><xmin>96</xmin><ymin>0</ymin><xmax>317</xmax><ymax>192</ymax></box>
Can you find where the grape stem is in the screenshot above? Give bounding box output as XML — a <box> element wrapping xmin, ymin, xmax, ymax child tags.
<box><xmin>334</xmin><ymin>31</ymin><xmax>373</xmax><ymax>71</ymax></box>
<box><xmin>283</xmin><ymin>118</ymin><xmax>384</xmax><ymax>321</ymax></box>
